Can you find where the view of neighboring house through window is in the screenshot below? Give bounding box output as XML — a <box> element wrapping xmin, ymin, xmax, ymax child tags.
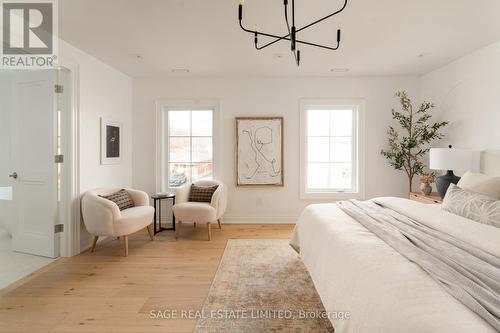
<box><xmin>165</xmin><ymin>109</ymin><xmax>213</xmax><ymax>189</ymax></box>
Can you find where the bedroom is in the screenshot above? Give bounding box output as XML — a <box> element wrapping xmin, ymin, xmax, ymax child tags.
<box><xmin>0</xmin><ymin>0</ymin><xmax>499</xmax><ymax>332</ymax></box>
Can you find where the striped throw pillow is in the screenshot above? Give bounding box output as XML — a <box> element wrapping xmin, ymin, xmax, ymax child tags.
<box><xmin>99</xmin><ymin>189</ymin><xmax>135</xmax><ymax>211</ymax></box>
<box><xmin>442</xmin><ymin>184</ymin><xmax>500</xmax><ymax>228</ymax></box>
<box><xmin>188</xmin><ymin>184</ymin><xmax>219</xmax><ymax>203</ymax></box>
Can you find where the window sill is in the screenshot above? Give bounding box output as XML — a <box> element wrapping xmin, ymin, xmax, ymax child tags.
<box><xmin>300</xmin><ymin>191</ymin><xmax>364</xmax><ymax>201</ymax></box>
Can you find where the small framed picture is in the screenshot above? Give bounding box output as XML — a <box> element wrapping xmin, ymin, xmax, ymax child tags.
<box><xmin>236</xmin><ymin>117</ymin><xmax>284</xmax><ymax>186</ymax></box>
<box><xmin>100</xmin><ymin>118</ymin><xmax>122</xmax><ymax>165</ymax></box>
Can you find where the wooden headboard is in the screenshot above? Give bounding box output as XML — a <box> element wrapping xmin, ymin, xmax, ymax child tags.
<box><xmin>481</xmin><ymin>151</ymin><xmax>500</xmax><ymax>176</ymax></box>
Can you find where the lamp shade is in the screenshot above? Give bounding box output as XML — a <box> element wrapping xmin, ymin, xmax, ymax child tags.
<box><xmin>429</xmin><ymin>148</ymin><xmax>473</xmax><ymax>171</ymax></box>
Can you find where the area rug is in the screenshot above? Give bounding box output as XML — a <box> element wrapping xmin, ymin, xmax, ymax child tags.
<box><xmin>194</xmin><ymin>239</ymin><xmax>334</xmax><ymax>332</ymax></box>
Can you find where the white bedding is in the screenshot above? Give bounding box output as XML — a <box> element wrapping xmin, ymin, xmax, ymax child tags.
<box><xmin>290</xmin><ymin>197</ymin><xmax>500</xmax><ymax>333</ymax></box>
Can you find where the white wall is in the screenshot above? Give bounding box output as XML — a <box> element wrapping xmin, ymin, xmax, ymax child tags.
<box><xmin>421</xmin><ymin>40</ymin><xmax>500</xmax><ymax>151</ymax></box>
<box><xmin>133</xmin><ymin>76</ymin><xmax>420</xmax><ymax>222</ymax></box>
<box><xmin>0</xmin><ymin>72</ymin><xmax>13</xmax><ymax>234</ymax></box>
<box><xmin>59</xmin><ymin>40</ymin><xmax>133</xmax><ymax>249</ymax></box>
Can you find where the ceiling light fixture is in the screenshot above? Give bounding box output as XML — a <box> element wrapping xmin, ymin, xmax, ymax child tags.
<box><xmin>330</xmin><ymin>68</ymin><xmax>349</xmax><ymax>72</ymax></box>
<box><xmin>238</xmin><ymin>0</ymin><xmax>347</xmax><ymax>67</ymax></box>
<box><xmin>170</xmin><ymin>68</ymin><xmax>190</xmax><ymax>73</ymax></box>
<box><xmin>130</xmin><ymin>53</ymin><xmax>143</xmax><ymax>60</ymax></box>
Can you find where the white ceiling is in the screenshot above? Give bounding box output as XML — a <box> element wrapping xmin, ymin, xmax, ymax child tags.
<box><xmin>59</xmin><ymin>0</ymin><xmax>500</xmax><ymax>78</ymax></box>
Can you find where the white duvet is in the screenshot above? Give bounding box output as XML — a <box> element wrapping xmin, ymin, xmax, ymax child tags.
<box><xmin>290</xmin><ymin>197</ymin><xmax>500</xmax><ymax>333</ymax></box>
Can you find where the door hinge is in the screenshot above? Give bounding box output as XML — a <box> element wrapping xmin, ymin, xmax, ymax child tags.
<box><xmin>54</xmin><ymin>84</ymin><xmax>64</xmax><ymax>93</ymax></box>
<box><xmin>55</xmin><ymin>154</ymin><xmax>64</xmax><ymax>163</ymax></box>
<box><xmin>54</xmin><ymin>224</ymin><xmax>64</xmax><ymax>233</ymax></box>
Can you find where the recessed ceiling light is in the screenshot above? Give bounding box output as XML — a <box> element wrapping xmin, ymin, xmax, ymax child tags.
<box><xmin>330</xmin><ymin>68</ymin><xmax>349</xmax><ymax>73</ymax></box>
<box><xmin>417</xmin><ymin>53</ymin><xmax>431</xmax><ymax>58</ymax></box>
<box><xmin>129</xmin><ymin>53</ymin><xmax>143</xmax><ymax>60</ymax></box>
<box><xmin>273</xmin><ymin>53</ymin><xmax>285</xmax><ymax>59</ymax></box>
<box><xmin>171</xmin><ymin>68</ymin><xmax>190</xmax><ymax>73</ymax></box>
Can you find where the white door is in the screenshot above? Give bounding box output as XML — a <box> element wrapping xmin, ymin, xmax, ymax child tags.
<box><xmin>11</xmin><ymin>70</ymin><xmax>59</xmax><ymax>258</ymax></box>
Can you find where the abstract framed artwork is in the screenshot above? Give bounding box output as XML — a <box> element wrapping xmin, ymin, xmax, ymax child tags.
<box><xmin>100</xmin><ymin>118</ymin><xmax>122</xmax><ymax>165</ymax></box>
<box><xmin>236</xmin><ymin>117</ymin><xmax>284</xmax><ymax>186</ymax></box>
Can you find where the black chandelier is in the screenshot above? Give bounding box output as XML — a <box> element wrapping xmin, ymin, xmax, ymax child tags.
<box><xmin>238</xmin><ymin>0</ymin><xmax>347</xmax><ymax>66</ymax></box>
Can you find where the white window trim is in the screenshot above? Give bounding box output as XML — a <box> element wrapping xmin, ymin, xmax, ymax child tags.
<box><xmin>155</xmin><ymin>99</ymin><xmax>220</xmax><ymax>193</ymax></box>
<box><xmin>299</xmin><ymin>99</ymin><xmax>365</xmax><ymax>200</ymax></box>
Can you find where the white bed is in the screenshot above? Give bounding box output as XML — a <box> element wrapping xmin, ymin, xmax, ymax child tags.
<box><xmin>290</xmin><ymin>197</ymin><xmax>500</xmax><ymax>332</ymax></box>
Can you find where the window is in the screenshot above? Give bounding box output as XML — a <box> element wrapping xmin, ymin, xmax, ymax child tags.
<box><xmin>300</xmin><ymin>100</ymin><xmax>364</xmax><ymax>198</ymax></box>
<box><xmin>158</xmin><ymin>103</ymin><xmax>217</xmax><ymax>191</ymax></box>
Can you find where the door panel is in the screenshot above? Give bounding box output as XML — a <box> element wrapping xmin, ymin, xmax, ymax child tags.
<box><xmin>11</xmin><ymin>70</ymin><xmax>59</xmax><ymax>258</ymax></box>
<box><xmin>0</xmin><ymin>72</ymin><xmax>13</xmax><ymax>234</ymax></box>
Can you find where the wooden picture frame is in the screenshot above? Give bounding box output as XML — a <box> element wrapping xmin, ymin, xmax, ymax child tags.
<box><xmin>100</xmin><ymin>118</ymin><xmax>122</xmax><ymax>165</ymax></box>
<box><xmin>235</xmin><ymin>117</ymin><xmax>284</xmax><ymax>186</ymax></box>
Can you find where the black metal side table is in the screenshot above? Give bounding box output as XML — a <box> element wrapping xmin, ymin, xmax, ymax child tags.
<box><xmin>151</xmin><ymin>193</ymin><xmax>176</xmax><ymax>235</ymax></box>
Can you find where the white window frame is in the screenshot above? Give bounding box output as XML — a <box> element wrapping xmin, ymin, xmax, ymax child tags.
<box><xmin>155</xmin><ymin>99</ymin><xmax>220</xmax><ymax>193</ymax></box>
<box><xmin>300</xmin><ymin>99</ymin><xmax>365</xmax><ymax>200</ymax></box>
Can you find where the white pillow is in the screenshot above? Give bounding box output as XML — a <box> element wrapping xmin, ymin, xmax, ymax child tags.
<box><xmin>457</xmin><ymin>171</ymin><xmax>500</xmax><ymax>199</ymax></box>
<box><xmin>442</xmin><ymin>184</ymin><xmax>500</xmax><ymax>228</ymax></box>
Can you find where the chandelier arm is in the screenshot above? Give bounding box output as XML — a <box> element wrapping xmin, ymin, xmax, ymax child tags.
<box><xmin>248</xmin><ymin>32</ymin><xmax>341</xmax><ymax>51</ymax></box>
<box><xmin>239</xmin><ymin>20</ymin><xmax>287</xmax><ymax>40</ymax></box>
<box><xmin>256</xmin><ymin>35</ymin><xmax>340</xmax><ymax>51</ymax></box>
<box><xmin>296</xmin><ymin>0</ymin><xmax>347</xmax><ymax>33</ymax></box>
<box><xmin>241</xmin><ymin>17</ymin><xmax>340</xmax><ymax>51</ymax></box>
<box><xmin>295</xmin><ymin>39</ymin><xmax>340</xmax><ymax>51</ymax></box>
<box><xmin>240</xmin><ymin>0</ymin><xmax>346</xmax><ymax>51</ymax></box>
<box><xmin>254</xmin><ymin>1</ymin><xmax>292</xmax><ymax>50</ymax></box>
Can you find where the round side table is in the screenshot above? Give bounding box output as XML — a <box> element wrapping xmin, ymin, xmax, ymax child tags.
<box><xmin>151</xmin><ymin>193</ymin><xmax>176</xmax><ymax>235</ymax></box>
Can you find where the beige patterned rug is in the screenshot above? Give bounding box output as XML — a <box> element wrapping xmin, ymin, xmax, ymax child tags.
<box><xmin>194</xmin><ymin>239</ymin><xmax>334</xmax><ymax>332</ymax></box>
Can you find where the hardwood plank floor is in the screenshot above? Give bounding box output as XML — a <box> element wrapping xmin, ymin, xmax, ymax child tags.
<box><xmin>0</xmin><ymin>224</ymin><xmax>294</xmax><ymax>333</ymax></box>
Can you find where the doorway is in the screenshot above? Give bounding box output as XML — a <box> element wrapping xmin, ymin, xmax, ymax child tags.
<box><xmin>0</xmin><ymin>67</ymin><xmax>71</xmax><ymax>289</ymax></box>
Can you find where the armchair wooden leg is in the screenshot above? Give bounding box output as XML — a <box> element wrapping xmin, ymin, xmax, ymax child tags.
<box><xmin>175</xmin><ymin>221</ymin><xmax>182</xmax><ymax>239</ymax></box>
<box><xmin>123</xmin><ymin>235</ymin><xmax>129</xmax><ymax>257</ymax></box>
<box><xmin>207</xmin><ymin>222</ymin><xmax>212</xmax><ymax>241</ymax></box>
<box><xmin>91</xmin><ymin>236</ymin><xmax>98</xmax><ymax>253</ymax></box>
<box><xmin>217</xmin><ymin>219</ymin><xmax>222</xmax><ymax>230</ymax></box>
<box><xmin>146</xmin><ymin>225</ymin><xmax>154</xmax><ymax>241</ymax></box>
<box><xmin>193</xmin><ymin>222</ymin><xmax>196</xmax><ymax>228</ymax></box>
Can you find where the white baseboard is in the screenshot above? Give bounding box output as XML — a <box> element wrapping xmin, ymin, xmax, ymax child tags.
<box><xmin>220</xmin><ymin>216</ymin><xmax>297</xmax><ymax>224</ymax></box>
<box><xmin>159</xmin><ymin>216</ymin><xmax>297</xmax><ymax>224</ymax></box>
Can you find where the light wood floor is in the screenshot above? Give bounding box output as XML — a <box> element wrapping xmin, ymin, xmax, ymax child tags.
<box><xmin>0</xmin><ymin>224</ymin><xmax>294</xmax><ymax>333</ymax></box>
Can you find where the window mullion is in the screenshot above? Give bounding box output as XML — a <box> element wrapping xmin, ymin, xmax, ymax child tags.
<box><xmin>304</xmin><ymin>107</ymin><xmax>358</xmax><ymax>194</ymax></box>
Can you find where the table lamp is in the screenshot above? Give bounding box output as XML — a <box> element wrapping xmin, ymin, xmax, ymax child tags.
<box><xmin>429</xmin><ymin>145</ymin><xmax>473</xmax><ymax>198</ymax></box>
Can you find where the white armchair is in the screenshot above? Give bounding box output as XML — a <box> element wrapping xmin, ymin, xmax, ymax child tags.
<box><xmin>173</xmin><ymin>180</ymin><xmax>227</xmax><ymax>241</ymax></box>
<box><xmin>81</xmin><ymin>188</ymin><xmax>155</xmax><ymax>256</ymax></box>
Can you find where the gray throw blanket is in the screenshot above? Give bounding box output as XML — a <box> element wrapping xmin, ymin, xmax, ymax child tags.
<box><xmin>337</xmin><ymin>200</ymin><xmax>500</xmax><ymax>331</ymax></box>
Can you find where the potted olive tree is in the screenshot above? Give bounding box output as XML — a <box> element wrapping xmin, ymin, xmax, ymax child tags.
<box><xmin>381</xmin><ymin>91</ymin><xmax>448</xmax><ymax>192</ymax></box>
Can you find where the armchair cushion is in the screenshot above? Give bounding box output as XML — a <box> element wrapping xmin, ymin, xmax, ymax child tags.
<box><xmin>188</xmin><ymin>184</ymin><xmax>218</xmax><ymax>203</ymax></box>
<box><xmin>114</xmin><ymin>206</ymin><xmax>155</xmax><ymax>236</ymax></box>
<box><xmin>173</xmin><ymin>202</ymin><xmax>216</xmax><ymax>222</ymax></box>
<box><xmin>99</xmin><ymin>189</ymin><xmax>134</xmax><ymax>211</ymax></box>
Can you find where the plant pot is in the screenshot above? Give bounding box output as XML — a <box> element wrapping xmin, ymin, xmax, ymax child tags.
<box><xmin>420</xmin><ymin>183</ymin><xmax>432</xmax><ymax>196</ymax></box>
